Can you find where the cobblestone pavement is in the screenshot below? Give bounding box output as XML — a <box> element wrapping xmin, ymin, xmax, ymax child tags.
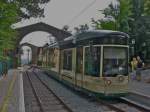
<box><xmin>129</xmin><ymin>69</ymin><xmax>150</xmax><ymax>96</ymax></box>
<box><xmin>35</xmin><ymin>69</ymin><xmax>106</xmax><ymax>112</ymax></box>
<box><xmin>0</xmin><ymin>69</ymin><xmax>24</xmax><ymax>112</ymax></box>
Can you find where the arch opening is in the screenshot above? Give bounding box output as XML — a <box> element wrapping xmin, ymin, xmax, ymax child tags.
<box><xmin>21</xmin><ymin>46</ymin><xmax>32</xmax><ymax>65</ymax></box>
<box><xmin>16</xmin><ymin>22</ymin><xmax>71</xmax><ymax>65</ymax></box>
<box><xmin>19</xmin><ymin>31</ymin><xmax>57</xmax><ymax>65</ymax></box>
<box><xmin>20</xmin><ymin>31</ymin><xmax>57</xmax><ymax>47</ymax></box>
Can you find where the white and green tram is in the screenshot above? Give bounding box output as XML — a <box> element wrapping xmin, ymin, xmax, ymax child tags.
<box><xmin>42</xmin><ymin>30</ymin><xmax>129</xmax><ymax>97</ymax></box>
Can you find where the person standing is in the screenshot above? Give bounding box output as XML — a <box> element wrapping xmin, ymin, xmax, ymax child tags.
<box><xmin>136</xmin><ymin>56</ymin><xmax>144</xmax><ymax>81</ymax></box>
<box><xmin>130</xmin><ymin>57</ymin><xmax>138</xmax><ymax>80</ymax></box>
<box><xmin>131</xmin><ymin>57</ymin><xmax>138</xmax><ymax>72</ymax></box>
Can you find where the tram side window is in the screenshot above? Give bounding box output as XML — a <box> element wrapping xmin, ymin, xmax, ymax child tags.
<box><xmin>63</xmin><ymin>50</ymin><xmax>72</xmax><ymax>71</ymax></box>
<box><xmin>76</xmin><ymin>47</ymin><xmax>83</xmax><ymax>73</ymax></box>
<box><xmin>84</xmin><ymin>47</ymin><xmax>100</xmax><ymax>77</ymax></box>
<box><xmin>50</xmin><ymin>49</ymin><xmax>56</xmax><ymax>68</ymax></box>
<box><xmin>50</xmin><ymin>49</ymin><xmax>58</xmax><ymax>68</ymax></box>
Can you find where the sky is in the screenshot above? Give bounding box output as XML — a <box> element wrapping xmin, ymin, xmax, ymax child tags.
<box><xmin>18</xmin><ymin>0</ymin><xmax>114</xmax><ymax>45</ymax></box>
<box><xmin>20</xmin><ymin>31</ymin><xmax>54</xmax><ymax>47</ymax></box>
<box><xmin>16</xmin><ymin>0</ymin><xmax>114</xmax><ymax>30</ymax></box>
<box><xmin>19</xmin><ymin>0</ymin><xmax>115</xmax><ymax>62</ymax></box>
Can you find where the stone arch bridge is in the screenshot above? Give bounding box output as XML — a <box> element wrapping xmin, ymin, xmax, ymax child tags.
<box><xmin>16</xmin><ymin>22</ymin><xmax>71</xmax><ymax>64</ymax></box>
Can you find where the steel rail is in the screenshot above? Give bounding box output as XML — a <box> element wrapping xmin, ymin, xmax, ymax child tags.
<box><xmin>120</xmin><ymin>91</ymin><xmax>150</xmax><ymax>112</ymax></box>
<box><xmin>97</xmin><ymin>99</ymin><xmax>127</xmax><ymax>112</ymax></box>
<box><xmin>25</xmin><ymin>71</ymin><xmax>45</xmax><ymax>112</ymax></box>
<box><xmin>32</xmin><ymin>70</ymin><xmax>73</xmax><ymax>112</ymax></box>
<box><xmin>98</xmin><ymin>98</ymin><xmax>149</xmax><ymax>112</ymax></box>
<box><xmin>36</xmin><ymin>68</ymin><xmax>127</xmax><ymax>112</ymax></box>
<box><xmin>120</xmin><ymin>97</ymin><xmax>150</xmax><ymax>112</ymax></box>
<box><xmin>129</xmin><ymin>91</ymin><xmax>150</xmax><ymax>100</ymax></box>
<box><xmin>37</xmin><ymin>68</ymin><xmax>148</xmax><ymax>112</ymax></box>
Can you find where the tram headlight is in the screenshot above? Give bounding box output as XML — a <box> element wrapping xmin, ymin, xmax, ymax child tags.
<box><xmin>117</xmin><ymin>75</ymin><xmax>124</xmax><ymax>82</ymax></box>
<box><xmin>105</xmin><ymin>80</ymin><xmax>111</xmax><ymax>85</ymax></box>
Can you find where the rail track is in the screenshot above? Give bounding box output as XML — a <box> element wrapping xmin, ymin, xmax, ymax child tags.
<box><xmin>23</xmin><ymin>70</ymin><xmax>72</xmax><ymax>112</ymax></box>
<box><xmin>26</xmin><ymin>68</ymin><xmax>150</xmax><ymax>112</ymax></box>
<box><xmin>23</xmin><ymin>67</ymin><xmax>150</xmax><ymax>112</ymax></box>
<box><xmin>96</xmin><ymin>92</ymin><xmax>150</xmax><ymax>112</ymax></box>
<box><xmin>120</xmin><ymin>92</ymin><xmax>150</xmax><ymax>112</ymax></box>
<box><xmin>96</xmin><ymin>98</ymin><xmax>148</xmax><ymax>112</ymax></box>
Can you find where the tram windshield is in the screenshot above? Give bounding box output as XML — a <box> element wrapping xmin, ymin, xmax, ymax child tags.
<box><xmin>103</xmin><ymin>47</ymin><xmax>128</xmax><ymax>77</ymax></box>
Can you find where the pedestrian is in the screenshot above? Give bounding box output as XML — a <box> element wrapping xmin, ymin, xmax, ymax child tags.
<box><xmin>130</xmin><ymin>57</ymin><xmax>138</xmax><ymax>72</ymax></box>
<box><xmin>136</xmin><ymin>56</ymin><xmax>144</xmax><ymax>81</ymax></box>
<box><xmin>130</xmin><ymin>57</ymin><xmax>138</xmax><ymax>80</ymax></box>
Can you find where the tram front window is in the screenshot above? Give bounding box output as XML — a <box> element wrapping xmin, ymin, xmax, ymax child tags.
<box><xmin>103</xmin><ymin>47</ymin><xmax>128</xmax><ymax>77</ymax></box>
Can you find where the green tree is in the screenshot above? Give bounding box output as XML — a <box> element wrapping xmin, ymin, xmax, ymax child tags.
<box><xmin>0</xmin><ymin>0</ymin><xmax>51</xmax><ymax>58</ymax></box>
<box><xmin>129</xmin><ymin>0</ymin><xmax>149</xmax><ymax>53</ymax></box>
<box><xmin>92</xmin><ymin>0</ymin><xmax>150</xmax><ymax>58</ymax></box>
<box><xmin>0</xmin><ymin>1</ymin><xmax>18</xmax><ymax>51</ymax></box>
<box><xmin>144</xmin><ymin>0</ymin><xmax>150</xmax><ymax>15</ymax></box>
<box><xmin>3</xmin><ymin>0</ymin><xmax>50</xmax><ymax>20</ymax></box>
<box><xmin>92</xmin><ymin>18</ymin><xmax>116</xmax><ymax>30</ymax></box>
<box><xmin>118</xmin><ymin>0</ymin><xmax>132</xmax><ymax>32</ymax></box>
<box><xmin>92</xmin><ymin>0</ymin><xmax>132</xmax><ymax>33</ymax></box>
<box><xmin>74</xmin><ymin>24</ymin><xmax>89</xmax><ymax>34</ymax></box>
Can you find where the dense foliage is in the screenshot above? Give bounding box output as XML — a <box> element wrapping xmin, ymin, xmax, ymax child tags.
<box><xmin>3</xmin><ymin>0</ymin><xmax>50</xmax><ymax>20</ymax></box>
<box><xmin>92</xmin><ymin>0</ymin><xmax>132</xmax><ymax>33</ymax></box>
<box><xmin>129</xmin><ymin>0</ymin><xmax>150</xmax><ymax>54</ymax></box>
<box><xmin>92</xmin><ymin>0</ymin><xmax>150</xmax><ymax>56</ymax></box>
<box><xmin>74</xmin><ymin>24</ymin><xmax>89</xmax><ymax>34</ymax></box>
<box><xmin>0</xmin><ymin>1</ymin><xmax>18</xmax><ymax>52</ymax></box>
<box><xmin>144</xmin><ymin>0</ymin><xmax>150</xmax><ymax>15</ymax></box>
<box><xmin>0</xmin><ymin>0</ymin><xmax>51</xmax><ymax>59</ymax></box>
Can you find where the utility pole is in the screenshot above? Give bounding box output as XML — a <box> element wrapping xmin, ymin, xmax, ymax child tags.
<box><xmin>114</xmin><ymin>4</ymin><xmax>119</xmax><ymax>31</ymax></box>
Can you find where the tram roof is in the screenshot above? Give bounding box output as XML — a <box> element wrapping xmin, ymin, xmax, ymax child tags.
<box><xmin>64</xmin><ymin>30</ymin><xmax>129</xmax><ymax>41</ymax></box>
<box><xmin>49</xmin><ymin>30</ymin><xmax>129</xmax><ymax>48</ymax></box>
<box><xmin>75</xmin><ymin>30</ymin><xmax>129</xmax><ymax>41</ymax></box>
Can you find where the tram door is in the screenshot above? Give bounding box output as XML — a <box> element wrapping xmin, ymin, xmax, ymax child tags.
<box><xmin>75</xmin><ymin>47</ymin><xmax>83</xmax><ymax>87</ymax></box>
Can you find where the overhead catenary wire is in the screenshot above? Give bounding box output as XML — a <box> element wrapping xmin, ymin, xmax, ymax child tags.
<box><xmin>67</xmin><ymin>0</ymin><xmax>97</xmax><ymax>26</ymax></box>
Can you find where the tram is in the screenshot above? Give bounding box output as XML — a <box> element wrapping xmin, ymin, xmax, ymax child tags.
<box><xmin>41</xmin><ymin>30</ymin><xmax>129</xmax><ymax>97</ymax></box>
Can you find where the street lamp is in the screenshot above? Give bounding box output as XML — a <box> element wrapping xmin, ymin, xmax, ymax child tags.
<box><xmin>131</xmin><ymin>39</ymin><xmax>135</xmax><ymax>56</ymax></box>
<box><xmin>114</xmin><ymin>4</ymin><xmax>119</xmax><ymax>30</ymax></box>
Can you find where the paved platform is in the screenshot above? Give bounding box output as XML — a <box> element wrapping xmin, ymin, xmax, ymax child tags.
<box><xmin>0</xmin><ymin>69</ymin><xmax>25</xmax><ymax>112</ymax></box>
<box><xmin>129</xmin><ymin>69</ymin><xmax>150</xmax><ymax>97</ymax></box>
